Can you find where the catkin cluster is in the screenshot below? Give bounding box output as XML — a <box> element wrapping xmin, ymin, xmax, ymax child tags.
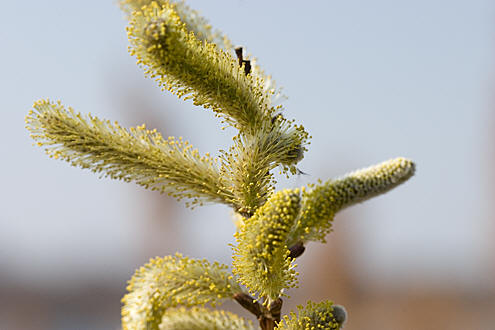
<box><xmin>25</xmin><ymin>0</ymin><xmax>415</xmax><ymax>329</ymax></box>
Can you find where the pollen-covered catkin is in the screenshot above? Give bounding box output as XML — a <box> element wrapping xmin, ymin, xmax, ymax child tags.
<box><xmin>127</xmin><ymin>2</ymin><xmax>274</xmax><ymax>132</ymax></box>
<box><xmin>276</xmin><ymin>300</ymin><xmax>346</xmax><ymax>330</ymax></box>
<box><xmin>288</xmin><ymin>157</ymin><xmax>415</xmax><ymax>245</ymax></box>
<box><xmin>25</xmin><ymin>1</ymin><xmax>418</xmax><ymax>328</ymax></box>
<box><xmin>222</xmin><ymin>126</ymin><xmax>307</xmax><ymax>216</ymax></box>
<box><xmin>121</xmin><ymin>253</ymin><xmax>243</xmax><ymax>330</ymax></box>
<box><xmin>158</xmin><ymin>307</ymin><xmax>255</xmax><ymax>330</ymax></box>
<box><xmin>25</xmin><ymin>99</ymin><xmax>235</xmax><ymax>208</ymax></box>
<box><xmin>120</xmin><ymin>0</ymin><xmax>287</xmax><ymax>110</ymax></box>
<box><xmin>126</xmin><ymin>2</ymin><xmax>311</xmax><ymax>214</ymax></box>
<box><xmin>232</xmin><ymin>189</ymin><xmax>301</xmax><ymax>303</ymax></box>
<box><xmin>120</xmin><ymin>0</ymin><xmax>234</xmax><ymax>50</ymax></box>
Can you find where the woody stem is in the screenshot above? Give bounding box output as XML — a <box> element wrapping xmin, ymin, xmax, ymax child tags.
<box><xmin>233</xmin><ymin>293</ymin><xmax>282</xmax><ymax>330</ymax></box>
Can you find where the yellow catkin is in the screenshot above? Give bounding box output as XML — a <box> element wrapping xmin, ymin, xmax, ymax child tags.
<box><xmin>126</xmin><ymin>1</ymin><xmax>311</xmax><ymax>213</ymax></box>
<box><xmin>158</xmin><ymin>306</ymin><xmax>254</xmax><ymax>330</ymax></box>
<box><xmin>120</xmin><ymin>0</ymin><xmax>234</xmax><ymax>50</ymax></box>
<box><xmin>121</xmin><ymin>253</ymin><xmax>243</xmax><ymax>330</ymax></box>
<box><xmin>287</xmin><ymin>157</ymin><xmax>415</xmax><ymax>245</ymax></box>
<box><xmin>126</xmin><ymin>1</ymin><xmax>273</xmax><ymax>132</ymax></box>
<box><xmin>232</xmin><ymin>189</ymin><xmax>301</xmax><ymax>303</ymax></box>
<box><xmin>276</xmin><ymin>300</ymin><xmax>346</xmax><ymax>330</ymax></box>
<box><xmin>25</xmin><ymin>99</ymin><xmax>235</xmax><ymax>208</ymax></box>
<box><xmin>24</xmin><ymin>2</ymin><xmax>418</xmax><ymax>329</ymax></box>
<box><xmin>119</xmin><ymin>0</ymin><xmax>286</xmax><ymax>111</ymax></box>
<box><xmin>221</xmin><ymin>123</ymin><xmax>309</xmax><ymax>216</ymax></box>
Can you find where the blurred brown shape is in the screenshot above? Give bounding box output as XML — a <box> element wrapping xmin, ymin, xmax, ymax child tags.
<box><xmin>290</xmin><ymin>217</ymin><xmax>495</xmax><ymax>330</ymax></box>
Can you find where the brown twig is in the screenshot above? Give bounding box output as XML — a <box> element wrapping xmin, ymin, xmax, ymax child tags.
<box><xmin>235</xmin><ymin>46</ymin><xmax>251</xmax><ymax>75</ymax></box>
<box><xmin>259</xmin><ymin>316</ymin><xmax>276</xmax><ymax>330</ymax></box>
<box><xmin>233</xmin><ymin>292</ymin><xmax>262</xmax><ymax>318</ymax></box>
<box><xmin>269</xmin><ymin>298</ymin><xmax>283</xmax><ymax>323</ymax></box>
<box><xmin>242</xmin><ymin>60</ymin><xmax>251</xmax><ymax>75</ymax></box>
<box><xmin>233</xmin><ymin>293</ymin><xmax>283</xmax><ymax>330</ymax></box>
<box><xmin>235</xmin><ymin>47</ymin><xmax>243</xmax><ymax>66</ymax></box>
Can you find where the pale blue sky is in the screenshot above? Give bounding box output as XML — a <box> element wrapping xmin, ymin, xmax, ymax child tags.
<box><xmin>1</xmin><ymin>0</ymin><xmax>494</xmax><ymax>291</ymax></box>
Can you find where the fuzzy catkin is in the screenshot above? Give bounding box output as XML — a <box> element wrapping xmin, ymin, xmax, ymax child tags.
<box><xmin>127</xmin><ymin>2</ymin><xmax>274</xmax><ymax>132</ymax></box>
<box><xmin>288</xmin><ymin>157</ymin><xmax>415</xmax><ymax>245</ymax></box>
<box><xmin>121</xmin><ymin>253</ymin><xmax>243</xmax><ymax>330</ymax></box>
<box><xmin>232</xmin><ymin>189</ymin><xmax>301</xmax><ymax>303</ymax></box>
<box><xmin>25</xmin><ymin>1</ymin><xmax>417</xmax><ymax>329</ymax></box>
<box><xmin>276</xmin><ymin>301</ymin><xmax>346</xmax><ymax>330</ymax></box>
<box><xmin>158</xmin><ymin>307</ymin><xmax>254</xmax><ymax>330</ymax></box>
<box><xmin>25</xmin><ymin>99</ymin><xmax>235</xmax><ymax>208</ymax></box>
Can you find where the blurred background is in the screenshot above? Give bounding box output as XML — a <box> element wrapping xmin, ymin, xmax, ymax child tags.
<box><xmin>1</xmin><ymin>0</ymin><xmax>494</xmax><ymax>329</ymax></box>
